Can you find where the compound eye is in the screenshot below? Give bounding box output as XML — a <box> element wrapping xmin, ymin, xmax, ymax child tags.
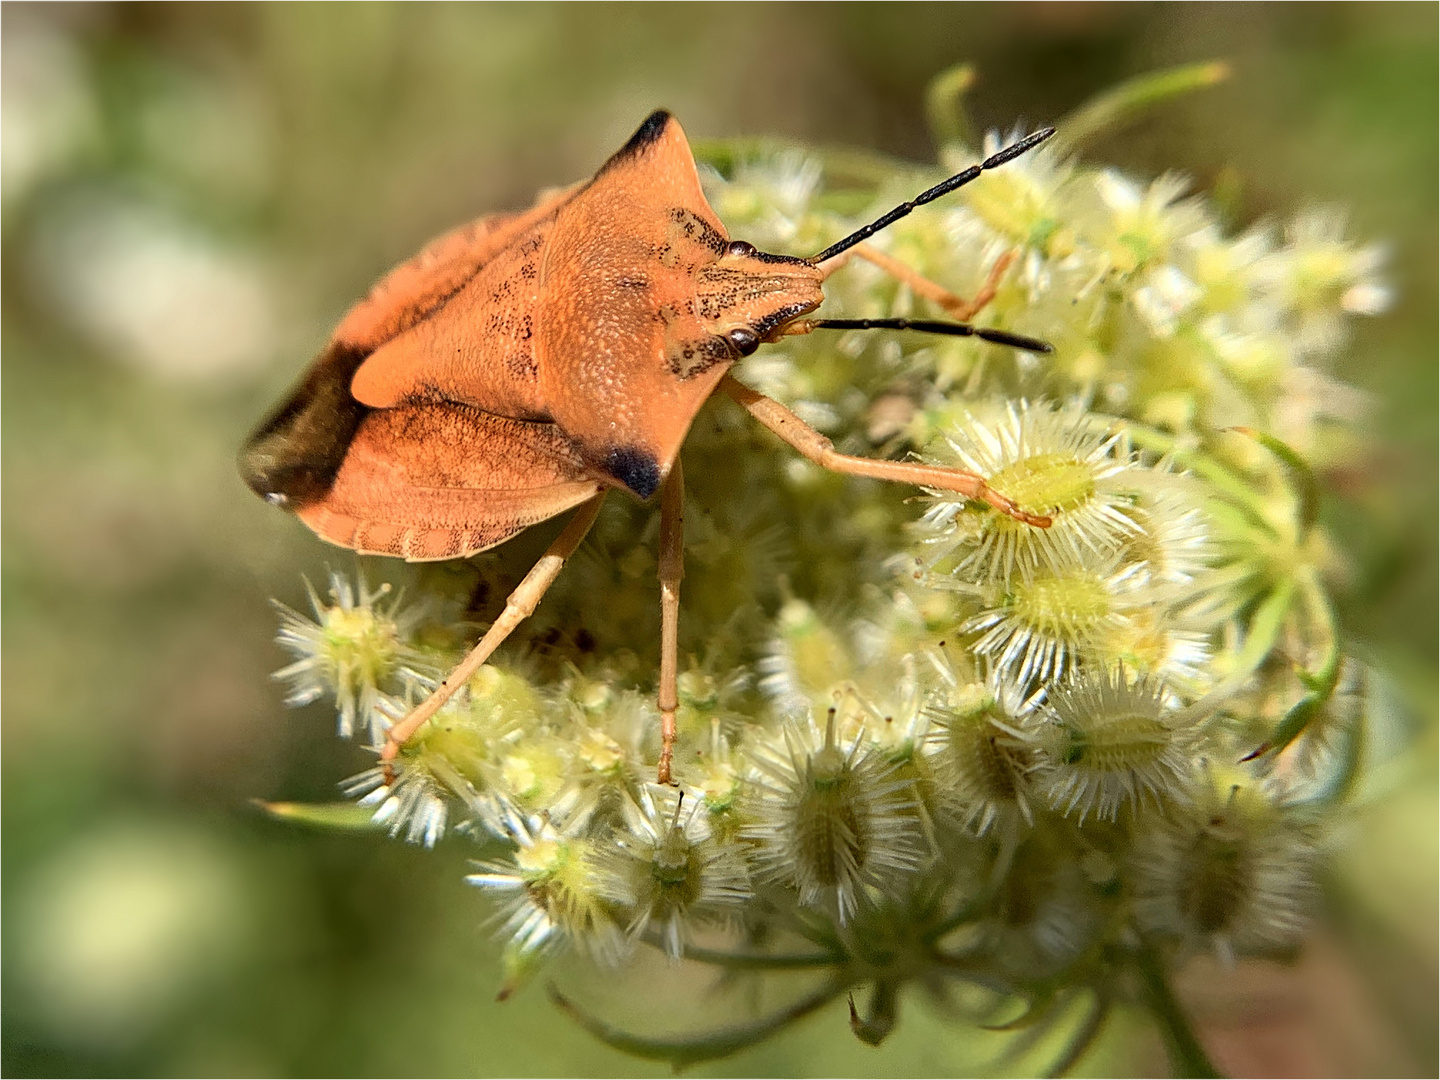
<box><xmin>726</xmin><ymin>327</ymin><xmax>761</xmax><ymax>356</ymax></box>
<box><xmin>727</xmin><ymin>240</ymin><xmax>757</xmax><ymax>258</ymax></box>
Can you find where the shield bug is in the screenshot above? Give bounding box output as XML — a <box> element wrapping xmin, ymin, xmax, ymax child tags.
<box><xmin>240</xmin><ymin>110</ymin><xmax>1056</xmax><ymax>784</ymax></box>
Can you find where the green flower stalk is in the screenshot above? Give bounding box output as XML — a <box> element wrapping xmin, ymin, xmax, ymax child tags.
<box><xmin>257</xmin><ymin>62</ymin><xmax>1397</xmax><ymax>1073</ymax></box>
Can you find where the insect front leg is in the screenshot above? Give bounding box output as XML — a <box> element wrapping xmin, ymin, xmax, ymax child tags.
<box><xmin>719</xmin><ymin>375</ymin><xmax>1051</xmax><ymax>528</ymax></box>
<box><xmin>655</xmin><ymin>460</ymin><xmax>685</xmax><ymax>786</ymax></box>
<box><xmin>818</xmin><ymin>242</ymin><xmax>1017</xmax><ymax>323</ymax></box>
<box><xmin>379</xmin><ymin>494</ymin><xmax>607</xmax><ymax>781</ymax></box>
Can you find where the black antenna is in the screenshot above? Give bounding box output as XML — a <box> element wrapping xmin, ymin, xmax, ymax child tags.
<box><xmin>809</xmin><ymin>127</ymin><xmax>1056</xmax><ymax>264</ymax></box>
<box><xmin>808</xmin><ymin>317</ymin><xmax>1053</xmax><ymax>353</ymax></box>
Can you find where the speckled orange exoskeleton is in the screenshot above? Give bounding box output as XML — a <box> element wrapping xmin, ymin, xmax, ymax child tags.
<box><xmin>240</xmin><ymin>110</ymin><xmax>1055</xmax><ymax>784</ymax></box>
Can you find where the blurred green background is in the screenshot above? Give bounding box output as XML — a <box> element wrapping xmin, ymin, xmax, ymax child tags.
<box><xmin>3</xmin><ymin>3</ymin><xmax>1435</xmax><ymax>1075</ymax></box>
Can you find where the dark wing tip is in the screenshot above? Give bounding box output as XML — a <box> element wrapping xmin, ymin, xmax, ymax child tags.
<box><xmin>238</xmin><ymin>340</ymin><xmax>372</xmax><ymax>511</ymax></box>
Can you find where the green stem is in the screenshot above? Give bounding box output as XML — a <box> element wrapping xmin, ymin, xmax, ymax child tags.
<box><xmin>549</xmin><ymin>979</ymin><xmax>843</xmax><ymax>1068</ymax></box>
<box><xmin>1230</xmin><ymin>577</ymin><xmax>1297</xmax><ymax>681</ymax></box>
<box><xmin>1135</xmin><ymin>946</ymin><xmax>1222</xmax><ymax>1079</ymax></box>
<box><xmin>664</xmin><ymin>942</ymin><xmax>837</xmax><ymax>970</ymax></box>
<box><xmin>1085</xmin><ymin>416</ymin><xmax>1277</xmax><ymax>532</ymax></box>
<box><xmin>981</xmin><ymin>989</ymin><xmax>1069</xmax><ymax>1075</ymax></box>
<box><xmin>1295</xmin><ymin>565</ymin><xmax>1341</xmax><ymax>689</ymax></box>
<box><xmin>1241</xmin><ymin>568</ymin><xmax>1342</xmax><ymax>763</ymax></box>
<box><xmin>1232</xmin><ymin>428</ymin><xmax>1320</xmax><ymax>537</ymax></box>
<box><xmin>1046</xmin><ymin>993</ymin><xmax>1109</xmax><ymax>1078</ymax></box>
<box><xmin>924</xmin><ymin>62</ymin><xmax>980</xmax><ymax>151</ymax></box>
<box><xmin>1053</xmin><ymin>62</ymin><xmax>1230</xmax><ymax>153</ymax></box>
<box><xmin>976</xmin><ymin>989</ymin><xmax>1057</xmax><ymax>1032</ymax></box>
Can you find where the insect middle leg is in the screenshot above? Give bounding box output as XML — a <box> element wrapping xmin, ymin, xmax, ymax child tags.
<box><xmin>655</xmin><ymin>459</ymin><xmax>684</xmax><ymax>785</ymax></box>
<box><xmin>719</xmin><ymin>375</ymin><xmax>1051</xmax><ymax>528</ymax></box>
<box><xmin>818</xmin><ymin>242</ymin><xmax>1017</xmax><ymax>323</ymax></box>
<box><xmin>379</xmin><ymin>493</ymin><xmax>607</xmax><ymax>780</ymax></box>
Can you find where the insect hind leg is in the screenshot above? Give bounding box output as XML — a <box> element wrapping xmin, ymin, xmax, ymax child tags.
<box><xmin>379</xmin><ymin>494</ymin><xmax>606</xmax><ymax>781</ymax></box>
<box><xmin>655</xmin><ymin>460</ymin><xmax>685</xmax><ymax>785</ymax></box>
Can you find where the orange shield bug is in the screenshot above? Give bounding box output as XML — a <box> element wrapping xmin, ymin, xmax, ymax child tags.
<box><xmin>240</xmin><ymin>110</ymin><xmax>1055</xmax><ymax>784</ymax></box>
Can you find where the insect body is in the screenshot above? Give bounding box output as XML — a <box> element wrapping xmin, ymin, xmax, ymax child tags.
<box><xmin>241</xmin><ymin>110</ymin><xmax>1054</xmax><ymax>783</ymax></box>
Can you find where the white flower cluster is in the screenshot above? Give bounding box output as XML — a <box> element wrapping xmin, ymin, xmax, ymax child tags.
<box><xmin>264</xmin><ymin>93</ymin><xmax>1386</xmax><ymax>1068</ymax></box>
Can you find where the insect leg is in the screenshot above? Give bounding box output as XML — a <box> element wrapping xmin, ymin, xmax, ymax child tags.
<box><xmin>719</xmin><ymin>375</ymin><xmax>1051</xmax><ymax>528</ymax></box>
<box><xmin>656</xmin><ymin>459</ymin><xmax>685</xmax><ymax>786</ymax></box>
<box><xmin>819</xmin><ymin>242</ymin><xmax>1017</xmax><ymax>322</ymax></box>
<box><xmin>379</xmin><ymin>493</ymin><xmax>607</xmax><ymax>780</ymax></box>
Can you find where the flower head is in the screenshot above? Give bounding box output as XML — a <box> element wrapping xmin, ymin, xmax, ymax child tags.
<box><xmin>1084</xmin><ymin>171</ymin><xmax>1209</xmax><ymax>277</ymax></box>
<box><xmin>1113</xmin><ymin>470</ymin><xmax>1216</xmax><ymax>593</ymax></box>
<box><xmin>673</xmin><ymin>659</ymin><xmax>752</xmax><ymax>747</ymax></box>
<box><xmin>1179</xmin><ymin>223</ymin><xmax>1275</xmax><ymax>322</ymax></box>
<box><xmin>986</xmin><ymin>826</ymin><xmax>1103</xmax><ymax>979</ymax></box>
<box><xmin>319</xmin><ymin>656</ymin><xmax>549</xmax><ymax>848</ymax></box>
<box><xmin>1034</xmin><ymin>667</ymin><xmax>1199</xmax><ymax>822</ymax></box>
<box><xmin>344</xmin><ymin>760</ymin><xmax>456</xmax><ymax>849</ymax></box>
<box><xmin>453</xmin><ymin>664</ymin><xmax>570</xmax><ymax>813</ymax></box>
<box><xmin>703</xmin><ymin>151</ymin><xmax>823</xmax><ymax>252</ymax></box>
<box><xmin>1099</xmin><ymin>599</ymin><xmax>1214</xmax><ymax>692</ymax></box>
<box><xmin>466</xmin><ymin>806</ymin><xmax>621</xmax><ymax>968</ymax></box>
<box><xmin>548</xmin><ymin>689</ymin><xmax>652</xmax><ymax>829</ymax></box>
<box><xmin>961</xmin><ymin>563</ymin><xmax>1138</xmax><ymax>688</ymax></box>
<box><xmin>496</xmin><ymin>739</ymin><xmax>571</xmax><ymax>813</ymax></box>
<box><xmin>271</xmin><ymin>571</ymin><xmax>428</xmax><ymax>745</ymax></box>
<box><xmin>922</xmin><ymin>660</ymin><xmax>1043</xmax><ymax>835</ymax></box>
<box><xmin>1258</xmin><ymin>207</ymin><xmax>1391</xmax><ymax>355</ymax></box>
<box><xmin>1131</xmin><ymin>765</ymin><xmax>1319</xmax><ymax>963</ymax></box>
<box><xmin>949</xmin><ymin>130</ymin><xmax>1077</xmax><ymax>257</ymax></box>
<box><xmin>243</xmin><ymin>74</ymin><xmax>1392</xmax><ymax>1061</ymax></box>
<box><xmin>758</xmin><ymin>598</ymin><xmax>854</xmax><ymax>716</ymax></box>
<box><xmin>918</xmin><ymin>402</ymin><xmax>1139</xmax><ymax>583</ymax></box>
<box><xmin>746</xmin><ymin>709</ymin><xmax>925</xmax><ymax>923</ymax></box>
<box><xmin>591</xmin><ymin>785</ymin><xmax>750</xmax><ymax>959</ymax></box>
